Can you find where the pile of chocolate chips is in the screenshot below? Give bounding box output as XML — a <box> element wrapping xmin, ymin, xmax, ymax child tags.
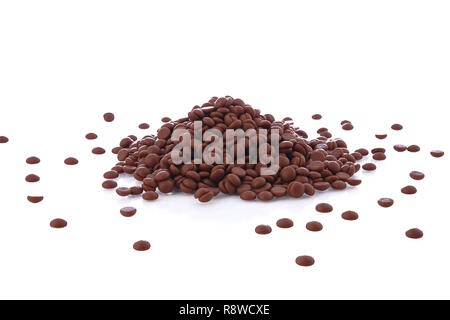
<box><xmin>103</xmin><ymin>96</ymin><xmax>364</xmax><ymax>202</ymax></box>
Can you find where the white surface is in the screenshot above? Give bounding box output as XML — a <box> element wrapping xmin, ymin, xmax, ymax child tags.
<box><xmin>0</xmin><ymin>0</ymin><xmax>449</xmax><ymax>300</ymax></box>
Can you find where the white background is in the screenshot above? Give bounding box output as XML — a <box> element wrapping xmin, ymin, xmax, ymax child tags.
<box><xmin>0</xmin><ymin>0</ymin><xmax>449</xmax><ymax>300</ymax></box>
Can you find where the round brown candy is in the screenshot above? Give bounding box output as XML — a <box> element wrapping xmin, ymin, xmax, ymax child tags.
<box><xmin>103</xmin><ymin>112</ymin><xmax>115</xmax><ymax>122</ymax></box>
<box><xmin>280</xmin><ymin>166</ymin><xmax>296</xmax><ymax>182</ymax></box>
<box><xmin>0</xmin><ymin>136</ymin><xmax>9</xmax><ymax>143</ymax></box>
<box><xmin>405</xmin><ymin>228</ymin><xmax>423</xmax><ymax>239</ymax></box>
<box><xmin>401</xmin><ymin>185</ymin><xmax>417</xmax><ymax>195</ymax></box>
<box><xmin>138</xmin><ymin>123</ymin><xmax>150</xmax><ymax>129</ymax></box>
<box><xmin>341</xmin><ymin>211</ymin><xmax>359</xmax><ymax>221</ymax></box>
<box><xmin>120</xmin><ymin>207</ymin><xmax>137</xmax><ymax>217</ymax></box>
<box><xmin>313</xmin><ymin>182</ymin><xmax>330</xmax><ymax>191</ymax></box>
<box><xmin>258</xmin><ymin>191</ymin><xmax>273</xmax><ymax>201</ymax></box>
<box><xmin>157</xmin><ymin>127</ymin><xmax>171</xmax><ymax>139</ymax></box>
<box><xmin>240</xmin><ymin>191</ymin><xmax>257</xmax><ymax>201</ymax></box>
<box><xmin>276</xmin><ymin>218</ymin><xmax>294</xmax><ymax>229</ymax></box>
<box><xmin>362</xmin><ymin>163</ymin><xmax>376</xmax><ymax>171</ymax></box>
<box><xmin>393</xmin><ymin>144</ymin><xmax>407</xmax><ymax>152</ymax></box>
<box><xmin>26</xmin><ymin>156</ymin><xmax>40</xmax><ymax>164</ymax></box>
<box><xmin>342</xmin><ymin>123</ymin><xmax>354</xmax><ymax>130</ymax></box>
<box><xmin>371</xmin><ymin>148</ymin><xmax>385</xmax><ymax>154</ymax></box>
<box><xmin>316</xmin><ymin>203</ymin><xmax>333</xmax><ymax>213</ymax></box>
<box><xmin>378</xmin><ymin>198</ymin><xmax>394</xmax><ymax>208</ymax></box>
<box><xmin>50</xmin><ymin>218</ymin><xmax>67</xmax><ymax>229</ymax></box>
<box><xmin>103</xmin><ymin>170</ymin><xmax>119</xmax><ymax>179</ymax></box>
<box><xmin>410</xmin><ymin>171</ymin><xmax>425</xmax><ymax>180</ymax></box>
<box><xmin>355</xmin><ymin>148</ymin><xmax>368</xmax><ymax>156</ymax></box>
<box><xmin>85</xmin><ymin>133</ymin><xmax>97</xmax><ymax>140</ymax></box>
<box><xmin>64</xmin><ymin>157</ymin><xmax>78</xmax><ymax>165</ymax></box>
<box><xmin>102</xmin><ymin>180</ymin><xmax>117</xmax><ymax>189</ymax></box>
<box><xmin>133</xmin><ymin>240</ymin><xmax>151</xmax><ymax>251</ymax></box>
<box><xmin>27</xmin><ymin>196</ymin><xmax>44</xmax><ymax>203</ymax></box>
<box><xmin>295</xmin><ymin>255</ymin><xmax>315</xmax><ymax>267</ymax></box>
<box><xmin>25</xmin><ymin>174</ymin><xmax>40</xmax><ymax>183</ymax></box>
<box><xmin>331</xmin><ymin>180</ymin><xmax>346</xmax><ymax>190</ymax></box>
<box><xmin>373</xmin><ymin>152</ymin><xmax>386</xmax><ymax>161</ymax></box>
<box><xmin>391</xmin><ymin>123</ymin><xmax>403</xmax><ymax>130</ymax></box>
<box><xmin>287</xmin><ymin>182</ymin><xmax>305</xmax><ymax>198</ymax></box>
<box><xmin>375</xmin><ymin>134</ymin><xmax>387</xmax><ymax>139</ymax></box>
<box><xmin>116</xmin><ymin>187</ymin><xmax>131</xmax><ymax>197</ymax></box>
<box><xmin>430</xmin><ymin>150</ymin><xmax>444</xmax><ymax>158</ymax></box>
<box><xmin>271</xmin><ymin>186</ymin><xmax>287</xmax><ymax>198</ymax></box>
<box><xmin>407</xmin><ymin>145</ymin><xmax>420</xmax><ymax>152</ymax></box>
<box><xmin>347</xmin><ymin>179</ymin><xmax>361</xmax><ymax>186</ymax></box>
<box><xmin>142</xmin><ymin>191</ymin><xmax>159</xmax><ymax>200</ymax></box>
<box><xmin>161</xmin><ymin>117</ymin><xmax>171</xmax><ymax>123</ymax></box>
<box><xmin>92</xmin><ymin>147</ymin><xmax>106</xmax><ymax>155</ymax></box>
<box><xmin>312</xmin><ymin>114</ymin><xmax>322</xmax><ymax>120</ymax></box>
<box><xmin>306</xmin><ymin>221</ymin><xmax>323</xmax><ymax>232</ymax></box>
<box><xmin>255</xmin><ymin>225</ymin><xmax>272</xmax><ymax>235</ymax></box>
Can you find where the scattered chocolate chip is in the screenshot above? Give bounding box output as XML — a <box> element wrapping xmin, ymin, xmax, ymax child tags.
<box><xmin>342</xmin><ymin>211</ymin><xmax>358</xmax><ymax>221</ymax></box>
<box><xmin>27</xmin><ymin>196</ymin><xmax>44</xmax><ymax>203</ymax></box>
<box><xmin>103</xmin><ymin>170</ymin><xmax>119</xmax><ymax>179</ymax></box>
<box><xmin>161</xmin><ymin>117</ymin><xmax>171</xmax><ymax>123</ymax></box>
<box><xmin>378</xmin><ymin>198</ymin><xmax>394</xmax><ymax>208</ymax></box>
<box><xmin>255</xmin><ymin>225</ymin><xmax>272</xmax><ymax>235</ymax></box>
<box><xmin>133</xmin><ymin>240</ymin><xmax>151</xmax><ymax>251</ymax></box>
<box><xmin>391</xmin><ymin>124</ymin><xmax>403</xmax><ymax>131</ymax></box>
<box><xmin>25</xmin><ymin>174</ymin><xmax>40</xmax><ymax>183</ymax></box>
<box><xmin>103</xmin><ymin>113</ymin><xmax>115</xmax><ymax>122</ymax></box>
<box><xmin>407</xmin><ymin>145</ymin><xmax>420</xmax><ymax>152</ymax></box>
<box><xmin>401</xmin><ymin>185</ymin><xmax>417</xmax><ymax>195</ymax></box>
<box><xmin>373</xmin><ymin>152</ymin><xmax>386</xmax><ymax>161</ymax></box>
<box><xmin>355</xmin><ymin>148</ymin><xmax>369</xmax><ymax>156</ymax></box>
<box><xmin>276</xmin><ymin>218</ymin><xmax>294</xmax><ymax>228</ymax></box>
<box><xmin>393</xmin><ymin>144</ymin><xmax>407</xmax><ymax>152</ymax></box>
<box><xmin>92</xmin><ymin>147</ymin><xmax>106</xmax><ymax>155</ymax></box>
<box><xmin>371</xmin><ymin>148</ymin><xmax>386</xmax><ymax>154</ymax></box>
<box><xmin>362</xmin><ymin>163</ymin><xmax>376</xmax><ymax>171</ymax></box>
<box><xmin>375</xmin><ymin>134</ymin><xmax>387</xmax><ymax>139</ymax></box>
<box><xmin>116</xmin><ymin>187</ymin><xmax>131</xmax><ymax>197</ymax></box>
<box><xmin>120</xmin><ymin>207</ymin><xmax>137</xmax><ymax>217</ymax></box>
<box><xmin>102</xmin><ymin>180</ymin><xmax>118</xmax><ymax>189</ymax></box>
<box><xmin>312</xmin><ymin>114</ymin><xmax>322</xmax><ymax>120</ymax></box>
<box><xmin>0</xmin><ymin>136</ymin><xmax>9</xmax><ymax>143</ymax></box>
<box><xmin>410</xmin><ymin>171</ymin><xmax>425</xmax><ymax>180</ymax></box>
<box><xmin>64</xmin><ymin>157</ymin><xmax>79</xmax><ymax>165</ymax></box>
<box><xmin>316</xmin><ymin>203</ymin><xmax>333</xmax><ymax>213</ymax></box>
<box><xmin>405</xmin><ymin>228</ymin><xmax>423</xmax><ymax>239</ymax></box>
<box><xmin>347</xmin><ymin>179</ymin><xmax>362</xmax><ymax>186</ymax></box>
<box><xmin>295</xmin><ymin>255</ymin><xmax>315</xmax><ymax>267</ymax></box>
<box><xmin>240</xmin><ymin>191</ymin><xmax>257</xmax><ymax>201</ymax></box>
<box><xmin>142</xmin><ymin>191</ymin><xmax>159</xmax><ymax>200</ymax></box>
<box><xmin>139</xmin><ymin>123</ymin><xmax>150</xmax><ymax>129</ymax></box>
<box><xmin>430</xmin><ymin>150</ymin><xmax>444</xmax><ymax>158</ymax></box>
<box><xmin>26</xmin><ymin>156</ymin><xmax>40</xmax><ymax>164</ymax></box>
<box><xmin>85</xmin><ymin>133</ymin><xmax>98</xmax><ymax>140</ymax></box>
<box><xmin>50</xmin><ymin>218</ymin><xmax>67</xmax><ymax>229</ymax></box>
<box><xmin>342</xmin><ymin>123</ymin><xmax>354</xmax><ymax>131</ymax></box>
<box><xmin>306</xmin><ymin>221</ymin><xmax>323</xmax><ymax>232</ymax></box>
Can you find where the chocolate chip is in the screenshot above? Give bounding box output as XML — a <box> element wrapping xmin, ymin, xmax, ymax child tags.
<box><xmin>405</xmin><ymin>228</ymin><xmax>423</xmax><ymax>239</ymax></box>
<box><xmin>161</xmin><ymin>117</ymin><xmax>171</xmax><ymax>123</ymax></box>
<box><xmin>362</xmin><ymin>163</ymin><xmax>376</xmax><ymax>171</ymax></box>
<box><xmin>342</xmin><ymin>123</ymin><xmax>354</xmax><ymax>130</ymax></box>
<box><xmin>373</xmin><ymin>152</ymin><xmax>386</xmax><ymax>161</ymax></box>
<box><xmin>240</xmin><ymin>191</ymin><xmax>257</xmax><ymax>201</ymax></box>
<box><xmin>378</xmin><ymin>198</ymin><xmax>394</xmax><ymax>208</ymax></box>
<box><xmin>116</xmin><ymin>187</ymin><xmax>131</xmax><ymax>197</ymax></box>
<box><xmin>85</xmin><ymin>133</ymin><xmax>97</xmax><ymax>140</ymax></box>
<box><xmin>375</xmin><ymin>134</ymin><xmax>387</xmax><ymax>139</ymax></box>
<box><xmin>347</xmin><ymin>179</ymin><xmax>361</xmax><ymax>186</ymax></box>
<box><xmin>103</xmin><ymin>170</ymin><xmax>119</xmax><ymax>179</ymax></box>
<box><xmin>271</xmin><ymin>186</ymin><xmax>287</xmax><ymax>198</ymax></box>
<box><xmin>142</xmin><ymin>191</ymin><xmax>159</xmax><ymax>200</ymax></box>
<box><xmin>342</xmin><ymin>211</ymin><xmax>358</xmax><ymax>221</ymax></box>
<box><xmin>407</xmin><ymin>145</ymin><xmax>420</xmax><ymax>152</ymax></box>
<box><xmin>103</xmin><ymin>113</ymin><xmax>115</xmax><ymax>122</ymax></box>
<box><xmin>312</xmin><ymin>114</ymin><xmax>322</xmax><ymax>120</ymax></box>
<box><xmin>371</xmin><ymin>148</ymin><xmax>385</xmax><ymax>154</ymax></box>
<box><xmin>0</xmin><ymin>136</ymin><xmax>9</xmax><ymax>143</ymax></box>
<box><xmin>316</xmin><ymin>203</ymin><xmax>333</xmax><ymax>213</ymax></box>
<box><xmin>355</xmin><ymin>148</ymin><xmax>369</xmax><ymax>156</ymax></box>
<box><xmin>102</xmin><ymin>180</ymin><xmax>117</xmax><ymax>189</ymax></box>
<box><xmin>258</xmin><ymin>191</ymin><xmax>274</xmax><ymax>201</ymax></box>
<box><xmin>139</xmin><ymin>123</ymin><xmax>150</xmax><ymax>129</ymax></box>
<box><xmin>64</xmin><ymin>157</ymin><xmax>78</xmax><ymax>165</ymax></box>
<box><xmin>120</xmin><ymin>207</ymin><xmax>137</xmax><ymax>217</ymax></box>
<box><xmin>26</xmin><ymin>156</ymin><xmax>40</xmax><ymax>164</ymax></box>
<box><xmin>255</xmin><ymin>225</ymin><xmax>272</xmax><ymax>235</ymax></box>
<box><xmin>391</xmin><ymin>124</ymin><xmax>403</xmax><ymax>130</ymax></box>
<box><xmin>50</xmin><ymin>218</ymin><xmax>67</xmax><ymax>229</ymax></box>
<box><xmin>401</xmin><ymin>185</ymin><xmax>417</xmax><ymax>195</ymax></box>
<box><xmin>133</xmin><ymin>240</ymin><xmax>151</xmax><ymax>251</ymax></box>
<box><xmin>276</xmin><ymin>218</ymin><xmax>294</xmax><ymax>228</ymax></box>
<box><xmin>430</xmin><ymin>150</ymin><xmax>444</xmax><ymax>158</ymax></box>
<box><xmin>25</xmin><ymin>174</ymin><xmax>40</xmax><ymax>183</ymax></box>
<box><xmin>393</xmin><ymin>144</ymin><xmax>407</xmax><ymax>152</ymax></box>
<box><xmin>27</xmin><ymin>196</ymin><xmax>44</xmax><ymax>203</ymax></box>
<box><xmin>295</xmin><ymin>255</ymin><xmax>315</xmax><ymax>267</ymax></box>
<box><xmin>306</xmin><ymin>221</ymin><xmax>323</xmax><ymax>232</ymax></box>
<box><xmin>287</xmin><ymin>182</ymin><xmax>305</xmax><ymax>198</ymax></box>
<box><xmin>410</xmin><ymin>171</ymin><xmax>425</xmax><ymax>180</ymax></box>
<box><xmin>92</xmin><ymin>147</ymin><xmax>106</xmax><ymax>155</ymax></box>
